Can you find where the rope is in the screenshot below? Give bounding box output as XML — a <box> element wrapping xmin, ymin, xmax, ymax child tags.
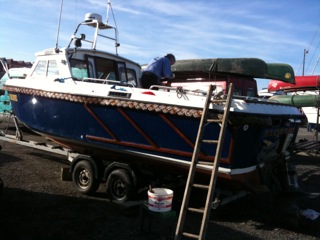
<box><xmin>176</xmin><ymin>86</ymin><xmax>188</xmax><ymax>100</ymax></box>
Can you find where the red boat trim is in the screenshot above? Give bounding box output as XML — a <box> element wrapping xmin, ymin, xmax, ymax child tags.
<box><xmin>159</xmin><ymin>113</ymin><xmax>204</xmax><ymax>154</ymax></box>
<box><xmin>85</xmin><ymin>134</ymin><xmax>194</xmax><ymax>157</ymax></box>
<box><xmin>82</xmin><ymin>98</ymin><xmax>213</xmax><ymax>157</ymax></box>
<box><xmin>221</xmin><ymin>137</ymin><xmax>234</xmax><ymax>165</ymax></box>
<box><xmin>117</xmin><ymin>108</ymin><xmax>159</xmax><ymax>148</ymax></box>
<box><xmin>84</xmin><ymin>103</ymin><xmax>120</xmax><ymax>142</ymax></box>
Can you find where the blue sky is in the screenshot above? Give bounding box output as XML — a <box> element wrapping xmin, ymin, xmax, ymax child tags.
<box><xmin>1</xmin><ymin>0</ymin><xmax>319</xmax><ymax>90</ymax></box>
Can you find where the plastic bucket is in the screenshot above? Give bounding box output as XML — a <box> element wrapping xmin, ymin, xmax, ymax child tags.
<box><xmin>148</xmin><ymin>188</ymin><xmax>173</xmax><ymax>212</ymax></box>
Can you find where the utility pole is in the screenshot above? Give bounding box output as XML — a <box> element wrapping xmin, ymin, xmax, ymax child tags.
<box><xmin>303</xmin><ymin>48</ymin><xmax>308</xmax><ymax>76</ymax></box>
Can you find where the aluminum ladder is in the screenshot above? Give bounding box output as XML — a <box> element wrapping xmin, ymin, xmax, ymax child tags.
<box><xmin>174</xmin><ymin>83</ymin><xmax>234</xmax><ymax>240</ymax></box>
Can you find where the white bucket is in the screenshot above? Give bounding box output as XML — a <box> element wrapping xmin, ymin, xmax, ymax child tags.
<box><xmin>148</xmin><ymin>188</ymin><xmax>173</xmax><ymax>212</ymax></box>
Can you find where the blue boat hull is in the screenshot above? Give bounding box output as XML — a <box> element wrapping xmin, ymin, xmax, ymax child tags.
<box><xmin>9</xmin><ymin>92</ymin><xmax>298</xmax><ymax>179</ymax></box>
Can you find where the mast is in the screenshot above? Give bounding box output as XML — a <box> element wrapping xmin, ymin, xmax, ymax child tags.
<box><xmin>106</xmin><ymin>0</ymin><xmax>111</xmax><ymax>24</ymax></box>
<box><xmin>105</xmin><ymin>0</ymin><xmax>120</xmax><ymax>54</ymax></box>
<box><xmin>55</xmin><ymin>0</ymin><xmax>64</xmax><ymax>52</ymax></box>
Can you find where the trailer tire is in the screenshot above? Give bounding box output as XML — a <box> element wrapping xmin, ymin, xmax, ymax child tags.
<box><xmin>106</xmin><ymin>169</ymin><xmax>134</xmax><ymax>203</ymax></box>
<box><xmin>72</xmin><ymin>160</ymin><xmax>100</xmax><ymax>195</ymax></box>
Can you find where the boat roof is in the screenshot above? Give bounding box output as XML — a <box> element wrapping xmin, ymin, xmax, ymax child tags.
<box><xmin>34</xmin><ymin>47</ymin><xmax>141</xmax><ymax>67</ymax></box>
<box><xmin>172</xmin><ymin>58</ymin><xmax>295</xmax><ymax>83</ymax></box>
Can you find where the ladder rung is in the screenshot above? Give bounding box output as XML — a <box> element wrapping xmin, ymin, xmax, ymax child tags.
<box><xmin>192</xmin><ymin>183</ymin><xmax>209</xmax><ymax>189</ymax></box>
<box><xmin>187</xmin><ymin>207</ymin><xmax>204</xmax><ymax>214</ymax></box>
<box><xmin>182</xmin><ymin>232</ymin><xmax>199</xmax><ymax>239</ymax></box>
<box><xmin>206</xmin><ymin>119</ymin><xmax>222</xmax><ymax>123</ymax></box>
<box><xmin>210</xmin><ymin>99</ymin><xmax>226</xmax><ymax>103</ymax></box>
<box><xmin>202</xmin><ymin>139</ymin><xmax>219</xmax><ymax>144</ymax></box>
<box><xmin>198</xmin><ymin>161</ymin><xmax>214</xmax><ymax>166</ymax></box>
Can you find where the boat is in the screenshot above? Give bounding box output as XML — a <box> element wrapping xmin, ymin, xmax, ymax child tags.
<box><xmin>3</xmin><ymin>8</ymin><xmax>307</xmax><ymax>201</ymax></box>
<box><xmin>0</xmin><ymin>59</ymin><xmax>30</xmax><ymax>116</ymax></box>
<box><xmin>268</xmin><ymin>75</ymin><xmax>320</xmax><ymax>92</ymax></box>
<box><xmin>268</xmin><ymin>76</ymin><xmax>320</xmax><ymax>124</ymax></box>
<box><xmin>269</xmin><ymin>92</ymin><xmax>320</xmax><ymax>107</ymax></box>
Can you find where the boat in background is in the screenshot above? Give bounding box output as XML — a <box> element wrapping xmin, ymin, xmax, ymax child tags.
<box><xmin>268</xmin><ymin>75</ymin><xmax>320</xmax><ymax>92</ymax></box>
<box><xmin>3</xmin><ymin>7</ymin><xmax>307</xmax><ymax>202</ymax></box>
<box><xmin>0</xmin><ymin>59</ymin><xmax>30</xmax><ymax>115</ymax></box>
<box><xmin>268</xmin><ymin>75</ymin><xmax>320</xmax><ymax>124</ymax></box>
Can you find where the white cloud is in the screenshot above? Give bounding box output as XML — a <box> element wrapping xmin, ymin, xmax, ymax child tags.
<box><xmin>1</xmin><ymin>0</ymin><xmax>319</xmax><ymax>78</ymax></box>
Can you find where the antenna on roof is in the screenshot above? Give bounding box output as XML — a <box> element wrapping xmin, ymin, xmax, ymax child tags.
<box><xmin>106</xmin><ymin>0</ymin><xmax>111</xmax><ymax>24</ymax></box>
<box><xmin>55</xmin><ymin>0</ymin><xmax>64</xmax><ymax>53</ymax></box>
<box><xmin>105</xmin><ymin>0</ymin><xmax>120</xmax><ymax>54</ymax></box>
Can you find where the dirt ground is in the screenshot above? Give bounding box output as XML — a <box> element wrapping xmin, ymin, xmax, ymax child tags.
<box><xmin>0</xmin><ymin>121</ymin><xmax>320</xmax><ymax>240</ymax></box>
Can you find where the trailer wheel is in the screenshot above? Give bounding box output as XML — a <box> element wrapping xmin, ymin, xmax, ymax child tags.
<box><xmin>72</xmin><ymin>160</ymin><xmax>99</xmax><ymax>195</ymax></box>
<box><xmin>106</xmin><ymin>169</ymin><xmax>134</xmax><ymax>203</ymax></box>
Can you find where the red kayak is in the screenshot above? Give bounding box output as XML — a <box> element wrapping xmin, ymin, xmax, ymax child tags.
<box><xmin>268</xmin><ymin>75</ymin><xmax>320</xmax><ymax>92</ymax></box>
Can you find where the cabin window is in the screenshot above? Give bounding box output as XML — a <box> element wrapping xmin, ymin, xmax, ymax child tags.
<box><xmin>31</xmin><ymin>60</ymin><xmax>60</xmax><ymax>77</ymax></box>
<box><xmin>47</xmin><ymin>60</ymin><xmax>59</xmax><ymax>76</ymax></box>
<box><xmin>70</xmin><ymin>59</ymin><xmax>88</xmax><ymax>80</ymax></box>
<box><xmin>118</xmin><ymin>63</ymin><xmax>127</xmax><ymax>81</ymax></box>
<box><xmin>117</xmin><ymin>62</ymin><xmax>138</xmax><ymax>86</ymax></box>
<box><xmin>71</xmin><ymin>56</ymin><xmax>138</xmax><ymax>86</ymax></box>
<box><xmin>126</xmin><ymin>68</ymin><xmax>137</xmax><ymax>86</ymax></box>
<box><xmin>95</xmin><ymin>58</ymin><xmax>116</xmax><ymax>80</ymax></box>
<box><xmin>32</xmin><ymin>60</ymin><xmax>47</xmax><ymax>76</ymax></box>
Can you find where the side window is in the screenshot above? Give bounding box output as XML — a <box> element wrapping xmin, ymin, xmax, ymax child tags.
<box><xmin>32</xmin><ymin>60</ymin><xmax>47</xmax><ymax>76</ymax></box>
<box><xmin>117</xmin><ymin>63</ymin><xmax>138</xmax><ymax>86</ymax></box>
<box><xmin>118</xmin><ymin>63</ymin><xmax>127</xmax><ymax>81</ymax></box>
<box><xmin>126</xmin><ymin>68</ymin><xmax>137</xmax><ymax>86</ymax></box>
<box><xmin>47</xmin><ymin>60</ymin><xmax>59</xmax><ymax>76</ymax></box>
<box><xmin>70</xmin><ymin>59</ymin><xmax>88</xmax><ymax>80</ymax></box>
<box><xmin>95</xmin><ymin>58</ymin><xmax>116</xmax><ymax>79</ymax></box>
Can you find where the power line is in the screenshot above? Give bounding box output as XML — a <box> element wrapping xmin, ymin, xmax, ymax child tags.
<box><xmin>297</xmin><ymin>23</ymin><xmax>320</xmax><ymax>75</ymax></box>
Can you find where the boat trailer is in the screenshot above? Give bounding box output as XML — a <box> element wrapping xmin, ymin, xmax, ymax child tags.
<box><xmin>0</xmin><ymin>113</ymin><xmax>249</xmax><ymax>209</ymax></box>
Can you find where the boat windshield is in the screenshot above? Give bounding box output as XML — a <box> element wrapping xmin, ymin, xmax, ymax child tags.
<box><xmin>70</xmin><ymin>57</ymin><xmax>138</xmax><ymax>86</ymax></box>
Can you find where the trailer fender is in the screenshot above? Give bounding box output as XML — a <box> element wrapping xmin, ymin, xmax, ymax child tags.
<box><xmin>103</xmin><ymin>162</ymin><xmax>138</xmax><ymax>187</ymax></box>
<box><xmin>70</xmin><ymin>154</ymin><xmax>99</xmax><ymax>180</ymax></box>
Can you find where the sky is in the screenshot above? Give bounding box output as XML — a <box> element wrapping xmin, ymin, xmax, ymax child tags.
<box><xmin>1</xmin><ymin>0</ymin><xmax>320</xmax><ymax>91</ymax></box>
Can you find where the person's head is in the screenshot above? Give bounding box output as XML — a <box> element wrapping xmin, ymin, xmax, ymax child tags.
<box><xmin>166</xmin><ymin>53</ymin><xmax>176</xmax><ymax>65</ymax></box>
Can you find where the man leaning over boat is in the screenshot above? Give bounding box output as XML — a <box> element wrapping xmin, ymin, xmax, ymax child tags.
<box><xmin>141</xmin><ymin>53</ymin><xmax>176</xmax><ymax>89</ymax></box>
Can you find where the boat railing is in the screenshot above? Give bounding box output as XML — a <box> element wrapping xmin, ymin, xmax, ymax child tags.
<box><xmin>67</xmin><ymin>13</ymin><xmax>119</xmax><ymax>54</ymax></box>
<box><xmin>81</xmin><ymin>77</ymin><xmax>135</xmax><ymax>87</ymax></box>
<box><xmin>150</xmin><ymin>85</ymin><xmax>273</xmax><ymax>103</ymax></box>
<box><xmin>149</xmin><ymin>85</ymin><xmax>207</xmax><ymax>95</ymax></box>
<box><xmin>232</xmin><ymin>95</ymin><xmax>270</xmax><ymax>102</ymax></box>
<box><xmin>150</xmin><ymin>85</ymin><xmax>181</xmax><ymax>91</ymax></box>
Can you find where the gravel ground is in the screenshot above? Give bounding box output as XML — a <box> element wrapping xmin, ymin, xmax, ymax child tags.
<box><xmin>0</xmin><ymin>122</ymin><xmax>320</xmax><ymax>240</ymax></box>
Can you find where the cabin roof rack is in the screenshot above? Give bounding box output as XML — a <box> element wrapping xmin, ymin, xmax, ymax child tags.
<box><xmin>67</xmin><ymin>13</ymin><xmax>120</xmax><ymax>54</ymax></box>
